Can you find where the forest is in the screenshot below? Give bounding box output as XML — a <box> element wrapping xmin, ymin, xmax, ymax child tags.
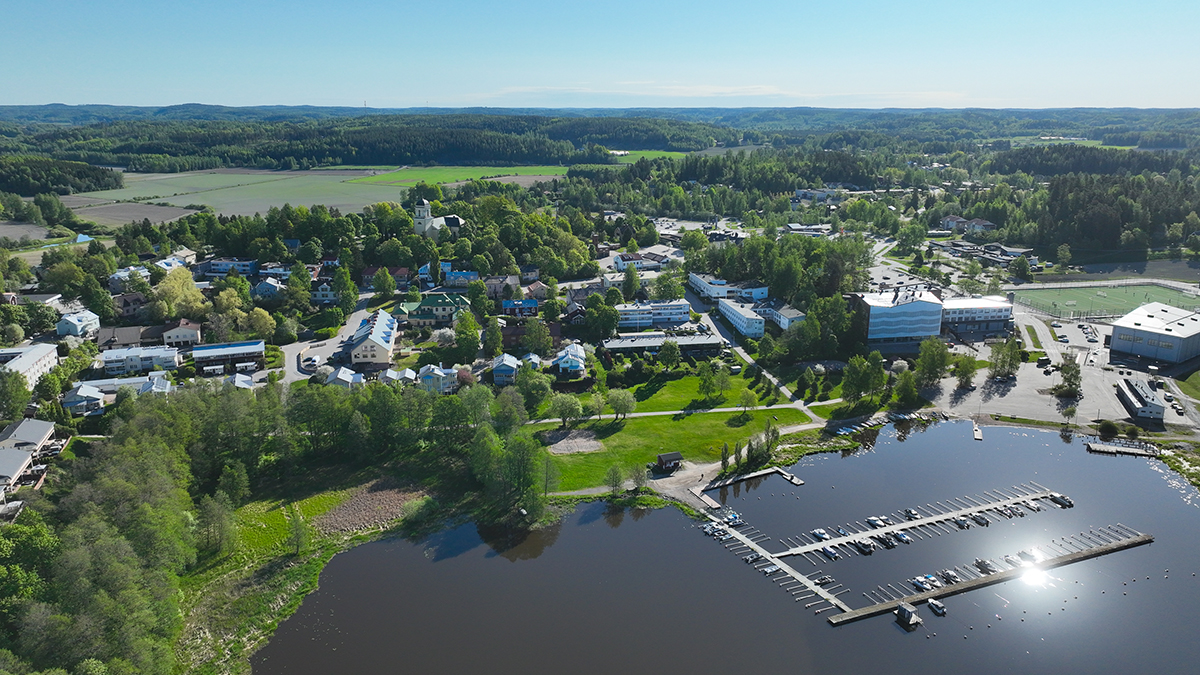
<box><xmin>0</xmin><ymin>157</ymin><xmax>123</xmax><ymax>196</ymax></box>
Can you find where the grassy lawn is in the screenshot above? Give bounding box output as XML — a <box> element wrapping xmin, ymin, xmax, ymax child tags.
<box><xmin>350</xmin><ymin>165</ymin><xmax>570</xmax><ymax>186</ymax></box>
<box><xmin>1024</xmin><ymin>324</ymin><xmax>1042</xmax><ymax>349</ymax></box>
<box><xmin>265</xmin><ymin>344</ymin><xmax>284</xmax><ymax>369</ymax></box>
<box><xmin>1176</xmin><ymin>369</ymin><xmax>1200</xmax><ymax>400</ymax></box>
<box><xmin>1044</xmin><ymin>320</ymin><xmax>1060</xmax><ymax>341</ymax></box>
<box><xmin>541</xmin><ymin>407</ymin><xmax>812</xmax><ymax>491</ymax></box>
<box><xmin>612</xmin><ymin>150</ymin><xmax>687</xmax><ymax>163</ymax></box>
<box><xmin>626</xmin><ymin>369</ymin><xmax>775</xmax><ymax>413</ymax></box>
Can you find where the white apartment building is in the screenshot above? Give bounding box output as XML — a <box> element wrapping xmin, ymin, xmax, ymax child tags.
<box><xmin>614</xmin><ymin>300</ymin><xmax>691</xmax><ymax>329</ymax></box>
<box><xmin>101</xmin><ymin>346</ymin><xmax>181</xmax><ymax>375</ymax></box>
<box><xmin>941</xmin><ymin>296</ymin><xmax>1013</xmax><ymax>332</ymax></box>
<box><xmin>718</xmin><ymin>299</ymin><xmax>766</xmax><ymax>338</ymax></box>
<box><xmin>348</xmin><ymin>310</ymin><xmax>398</xmax><ymax>367</ymax></box>
<box><xmin>0</xmin><ymin>344</ymin><xmax>59</xmax><ymax>389</ymax></box>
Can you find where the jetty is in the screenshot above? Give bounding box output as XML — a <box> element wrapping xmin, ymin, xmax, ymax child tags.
<box><xmin>772</xmin><ymin>482</ymin><xmax>1055</xmax><ymax>561</ymax></box>
<box><xmin>827</xmin><ymin>524</ymin><xmax>1153</xmax><ymax>625</ymax></box>
<box><xmin>1085</xmin><ymin>442</ymin><xmax>1159</xmax><ymax>458</ymax></box>
<box><xmin>703</xmin><ymin>466</ymin><xmax>804</xmax><ymax>492</ymax></box>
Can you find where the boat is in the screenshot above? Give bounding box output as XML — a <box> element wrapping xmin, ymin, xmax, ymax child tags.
<box><xmin>710</xmin><ymin>528</ymin><xmax>727</xmax><ymax>538</ymax></box>
<box><xmin>1049</xmin><ymin>493</ymin><xmax>1075</xmax><ymax>508</ymax></box>
<box><xmin>971</xmin><ymin>513</ymin><xmax>990</xmax><ymax>526</ymax></box>
<box><xmin>811</xmin><ymin>528</ymin><xmax>831</xmax><ymax>541</ymax></box>
<box><xmin>717</xmin><ymin>533</ymin><xmax>733</xmax><ymax>542</ymax></box>
<box><xmin>938</xmin><ymin>569</ymin><xmax>962</xmax><ymax>584</ymax></box>
<box><xmin>851</xmin><ymin>539</ymin><xmax>875</xmax><ymax>555</ymax></box>
<box><xmin>814</xmin><ymin>575</ymin><xmax>835</xmax><ymax>585</ymax></box>
<box><xmin>1018</xmin><ymin>550</ymin><xmax>1038</xmax><ymax>562</ymax></box>
<box><xmin>724</xmin><ymin>512</ymin><xmax>742</xmax><ymax>523</ymax></box>
<box><xmin>923</xmin><ymin>574</ymin><xmax>943</xmax><ymax>588</ymax></box>
<box><xmin>953</xmin><ymin>516</ymin><xmax>970</xmax><ymax>529</ymax></box>
<box><xmin>975</xmin><ymin>558</ymin><xmax>1000</xmax><ymax>574</ymax></box>
<box><xmin>872</xmin><ymin>534</ymin><xmax>897</xmax><ymax>549</ymax></box>
<box><xmin>928</xmin><ymin>599</ymin><xmax>947</xmax><ymax>616</ymax></box>
<box><xmin>1010</xmin><ymin>504</ymin><xmax>1026</xmax><ymax>517</ymax></box>
<box><xmin>727</xmin><ymin>517</ymin><xmax>745</xmax><ymax>527</ymax></box>
<box><xmin>821</xmin><ymin>546</ymin><xmax>841</xmax><ymax>560</ymax></box>
<box><xmin>1022</xmin><ymin>499</ymin><xmax>1042</xmax><ymax>512</ymax></box>
<box><xmin>894</xmin><ymin>531</ymin><xmax>913</xmax><ymax>544</ymax></box>
<box><xmin>1002</xmin><ymin>554</ymin><xmax>1023</xmax><ymax>568</ymax></box>
<box><xmin>743</xmin><ymin>552</ymin><xmax>762</xmax><ymax>563</ymax></box>
<box><xmin>866</xmin><ymin>516</ymin><xmax>887</xmax><ymax>528</ymax></box>
<box><xmin>895</xmin><ymin>602</ymin><xmax>923</xmax><ymax>629</ymax></box>
<box><xmin>911</xmin><ymin>577</ymin><xmax>932</xmax><ymax>591</ymax></box>
<box><xmin>835</xmin><ymin>526</ymin><xmax>850</xmax><ymax>537</ymax></box>
<box><xmin>904</xmin><ymin>508</ymin><xmax>921</xmax><ymax>520</ymax></box>
<box><xmin>880</xmin><ymin>515</ymin><xmax>895</xmax><ymax>525</ymax></box>
<box><xmin>995</xmin><ymin>506</ymin><xmax>1013</xmax><ymax>519</ymax></box>
<box><xmin>761</xmin><ymin>565</ymin><xmax>780</xmax><ymax>574</ymax></box>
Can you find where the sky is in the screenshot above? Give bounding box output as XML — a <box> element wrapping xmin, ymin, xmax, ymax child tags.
<box><xmin>5</xmin><ymin>0</ymin><xmax>1200</xmax><ymax>109</ymax></box>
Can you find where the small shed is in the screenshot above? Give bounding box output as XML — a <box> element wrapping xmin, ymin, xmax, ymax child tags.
<box><xmin>655</xmin><ymin>452</ymin><xmax>683</xmax><ymax>472</ymax></box>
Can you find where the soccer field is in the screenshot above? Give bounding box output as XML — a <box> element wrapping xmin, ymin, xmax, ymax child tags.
<box><xmin>1014</xmin><ymin>284</ymin><xmax>1200</xmax><ymax>318</ymax></box>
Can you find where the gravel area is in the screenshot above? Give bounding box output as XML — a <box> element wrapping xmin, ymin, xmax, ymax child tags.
<box><xmin>313</xmin><ymin>478</ymin><xmax>422</xmax><ymax>534</ymax></box>
<box><xmin>541</xmin><ymin>429</ymin><xmax>603</xmax><ymax>454</ymax></box>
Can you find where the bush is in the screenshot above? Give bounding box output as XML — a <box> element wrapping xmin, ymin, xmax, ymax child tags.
<box><xmin>1098</xmin><ymin>419</ymin><xmax>1119</xmax><ymax>437</ymax></box>
<box><xmin>314</xmin><ymin>327</ymin><xmax>339</xmax><ymax>341</ymax></box>
<box><xmin>1125</xmin><ymin>426</ymin><xmax>1140</xmax><ymax>440</ymax></box>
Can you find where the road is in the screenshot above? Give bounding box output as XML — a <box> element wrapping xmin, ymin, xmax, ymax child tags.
<box><xmin>278</xmin><ymin>292</ymin><xmax>375</xmax><ymax>384</ymax></box>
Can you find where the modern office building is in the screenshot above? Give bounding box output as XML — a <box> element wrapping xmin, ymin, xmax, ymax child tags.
<box><xmin>856</xmin><ymin>289</ymin><xmax>944</xmax><ymax>345</ymax></box>
<box><xmin>614</xmin><ymin>300</ymin><xmax>691</xmax><ymax>330</ymax></box>
<box><xmin>687</xmin><ymin>273</ymin><xmax>769</xmax><ymax>302</ymax></box>
<box><xmin>717</xmin><ymin>299</ymin><xmax>766</xmax><ymax>338</ymax></box>
<box><xmin>941</xmin><ymin>296</ymin><xmax>1014</xmax><ymax>332</ymax></box>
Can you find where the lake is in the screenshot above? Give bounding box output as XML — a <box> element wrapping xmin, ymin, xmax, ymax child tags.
<box><xmin>253</xmin><ymin>421</ymin><xmax>1200</xmax><ymax>674</ymax></box>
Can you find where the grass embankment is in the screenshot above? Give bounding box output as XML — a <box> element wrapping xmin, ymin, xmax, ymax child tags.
<box><xmin>1024</xmin><ymin>324</ymin><xmax>1042</xmax><ymax>349</ymax></box>
<box><xmin>1174</xmin><ymin>368</ymin><xmax>1200</xmax><ymax>401</ymax></box>
<box><xmin>769</xmin><ymin>428</ymin><xmax>861</xmax><ymax>467</ymax></box>
<box><xmin>541</xmin><ymin>407</ymin><xmax>811</xmax><ymax>491</ymax></box>
<box><xmin>809</xmin><ymin>393</ymin><xmax>933</xmax><ymax>421</ymax></box>
<box><xmin>625</xmin><ymin>369</ymin><xmax>776</xmax><ymax>413</ymax></box>
<box><xmin>176</xmin><ymin>470</ymin><xmax>437</xmax><ymax>675</ymax></box>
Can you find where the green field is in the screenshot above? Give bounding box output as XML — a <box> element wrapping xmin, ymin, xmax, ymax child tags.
<box><xmin>613</xmin><ymin>150</ymin><xmax>687</xmax><ymax>163</ymax></box>
<box><xmin>82</xmin><ymin>171</ymin><xmax>409</xmax><ymax>216</ymax></box>
<box><xmin>1014</xmin><ymin>284</ymin><xmax>1200</xmax><ymax>318</ymax></box>
<box><xmin>350</xmin><ymin>165</ymin><xmax>570</xmax><ymax>186</ymax></box>
<box><xmin>542</xmin><ymin>407</ymin><xmax>811</xmax><ymax>490</ymax></box>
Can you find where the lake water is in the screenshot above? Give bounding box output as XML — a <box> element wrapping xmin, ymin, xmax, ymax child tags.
<box><xmin>253</xmin><ymin>421</ymin><xmax>1200</xmax><ymax>674</ymax></box>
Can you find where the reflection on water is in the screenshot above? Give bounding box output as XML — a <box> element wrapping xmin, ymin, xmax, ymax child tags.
<box><xmin>254</xmin><ymin>421</ymin><xmax>1200</xmax><ymax>675</ymax></box>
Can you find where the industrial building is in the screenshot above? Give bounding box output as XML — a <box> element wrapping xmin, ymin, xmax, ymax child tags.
<box><xmin>1116</xmin><ymin>378</ymin><xmax>1165</xmax><ymax>420</ymax></box>
<box><xmin>1110</xmin><ymin>303</ymin><xmax>1200</xmax><ymax>364</ymax></box>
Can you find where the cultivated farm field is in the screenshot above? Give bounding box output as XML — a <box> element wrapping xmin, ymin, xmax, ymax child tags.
<box><xmin>73</xmin><ymin>202</ymin><xmax>199</xmax><ymax>226</ymax></box>
<box><xmin>350</xmin><ymin>165</ymin><xmax>570</xmax><ymax>186</ymax></box>
<box><xmin>0</xmin><ymin>221</ymin><xmax>50</xmax><ymax>241</ymax></box>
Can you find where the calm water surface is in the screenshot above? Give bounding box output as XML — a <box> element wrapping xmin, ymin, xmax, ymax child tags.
<box><xmin>254</xmin><ymin>422</ymin><xmax>1200</xmax><ymax>674</ymax></box>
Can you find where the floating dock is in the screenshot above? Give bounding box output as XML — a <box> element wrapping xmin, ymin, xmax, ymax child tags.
<box><xmin>703</xmin><ymin>466</ymin><xmax>804</xmax><ymax>492</ymax></box>
<box><xmin>772</xmin><ymin>482</ymin><xmax>1053</xmax><ymax>560</ymax></box>
<box><xmin>1086</xmin><ymin>442</ymin><xmax>1159</xmax><ymax>458</ymax></box>
<box><xmin>827</xmin><ymin>525</ymin><xmax>1153</xmax><ymax>625</ymax></box>
<box><xmin>973</xmin><ymin>424</ymin><xmax>983</xmax><ymax>441</ymax></box>
<box><xmin>688</xmin><ymin>487</ymin><xmax>722</xmax><ymax>509</ymax></box>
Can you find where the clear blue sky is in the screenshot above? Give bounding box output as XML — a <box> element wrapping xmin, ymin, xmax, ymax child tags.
<box><xmin>6</xmin><ymin>0</ymin><xmax>1199</xmax><ymax>109</ymax></box>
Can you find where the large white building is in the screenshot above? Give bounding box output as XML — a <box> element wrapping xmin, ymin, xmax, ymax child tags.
<box><xmin>0</xmin><ymin>344</ymin><xmax>58</xmax><ymax>389</ymax></box>
<box><xmin>753</xmin><ymin>299</ymin><xmax>805</xmax><ymax>331</ymax></box>
<box><xmin>718</xmin><ymin>299</ymin><xmax>767</xmax><ymax>338</ymax></box>
<box><xmin>857</xmin><ymin>289</ymin><xmax>944</xmax><ymax>344</ymax></box>
<box><xmin>348</xmin><ymin>310</ymin><xmax>398</xmax><ymax>367</ymax></box>
<box><xmin>614</xmin><ymin>300</ymin><xmax>691</xmax><ymax>329</ymax></box>
<box><xmin>687</xmin><ymin>273</ymin><xmax>769</xmax><ymax>302</ymax></box>
<box><xmin>1110</xmin><ymin>303</ymin><xmax>1200</xmax><ymax>363</ymax></box>
<box><xmin>941</xmin><ymin>296</ymin><xmax>1013</xmax><ymax>332</ymax></box>
<box><xmin>101</xmin><ymin>346</ymin><xmax>181</xmax><ymax>375</ymax></box>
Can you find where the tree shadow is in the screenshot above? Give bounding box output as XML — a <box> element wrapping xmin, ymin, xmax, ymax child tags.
<box><xmin>589</xmin><ymin>418</ymin><xmax>627</xmax><ymax>440</ymax></box>
<box><xmin>725</xmin><ymin>413</ymin><xmax>753</xmax><ymax>428</ymax></box>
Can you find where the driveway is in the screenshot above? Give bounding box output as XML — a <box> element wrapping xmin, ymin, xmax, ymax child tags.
<box><xmin>279</xmin><ymin>292</ymin><xmax>374</xmax><ymax>383</ymax></box>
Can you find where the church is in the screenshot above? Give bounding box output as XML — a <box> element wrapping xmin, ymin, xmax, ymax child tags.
<box><xmin>413</xmin><ymin>198</ymin><xmax>466</xmax><ymax>240</ymax></box>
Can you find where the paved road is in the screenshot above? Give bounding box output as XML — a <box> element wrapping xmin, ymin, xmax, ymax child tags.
<box><xmin>279</xmin><ymin>292</ymin><xmax>375</xmax><ymax>384</ymax></box>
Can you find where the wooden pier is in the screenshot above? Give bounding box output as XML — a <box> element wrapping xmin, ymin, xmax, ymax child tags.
<box><xmin>702</xmin><ymin>466</ymin><xmax>804</xmax><ymax>492</ymax></box>
<box><xmin>827</xmin><ymin>526</ymin><xmax>1153</xmax><ymax>625</ymax></box>
<box><xmin>772</xmin><ymin>482</ymin><xmax>1054</xmax><ymax>560</ymax></box>
<box><xmin>1086</xmin><ymin>442</ymin><xmax>1159</xmax><ymax>458</ymax></box>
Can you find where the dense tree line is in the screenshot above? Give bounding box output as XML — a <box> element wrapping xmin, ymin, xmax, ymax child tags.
<box><xmin>985</xmin><ymin>145</ymin><xmax>1197</xmax><ymax>178</ymax></box>
<box><xmin>0</xmin><ymin>157</ymin><xmax>122</xmax><ymax>196</ymax></box>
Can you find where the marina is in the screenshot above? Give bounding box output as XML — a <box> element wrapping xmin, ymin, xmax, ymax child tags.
<box><xmin>1085</xmin><ymin>441</ymin><xmax>1160</xmax><ymax>458</ymax></box>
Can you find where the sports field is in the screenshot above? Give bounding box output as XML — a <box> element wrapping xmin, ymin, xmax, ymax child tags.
<box><xmin>350</xmin><ymin>165</ymin><xmax>570</xmax><ymax>186</ymax></box>
<box><xmin>1014</xmin><ymin>283</ymin><xmax>1200</xmax><ymax>317</ymax></box>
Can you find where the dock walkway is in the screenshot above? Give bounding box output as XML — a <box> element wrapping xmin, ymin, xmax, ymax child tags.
<box><xmin>1086</xmin><ymin>442</ymin><xmax>1159</xmax><ymax>458</ymax></box>
<box><xmin>827</xmin><ymin>526</ymin><xmax>1153</xmax><ymax>625</ymax></box>
<box><xmin>702</xmin><ymin>466</ymin><xmax>804</xmax><ymax>492</ymax></box>
<box><xmin>773</xmin><ymin>482</ymin><xmax>1054</xmax><ymax>560</ymax></box>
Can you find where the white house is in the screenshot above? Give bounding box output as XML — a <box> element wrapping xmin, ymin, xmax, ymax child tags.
<box><xmin>613</xmin><ymin>253</ymin><xmax>666</xmax><ymax>271</ymax></box>
<box><xmin>311</xmin><ymin>280</ymin><xmax>337</xmax><ymax>305</ymax></box>
<box><xmin>752</xmin><ymin>299</ymin><xmax>805</xmax><ymax>331</ymax></box>
<box><xmin>252</xmin><ymin>278</ymin><xmax>286</xmax><ymax>299</ymax></box>
<box><xmin>348</xmin><ymin>310</ymin><xmax>398</xmax><ymax>367</ymax></box>
<box><xmin>551</xmin><ymin>343</ymin><xmax>587</xmax><ymax>376</ymax></box>
<box><xmin>325</xmin><ymin>366</ymin><xmax>364</xmax><ymax>389</ymax></box>
<box><xmin>614</xmin><ymin>300</ymin><xmax>691</xmax><ymax>329</ymax></box>
<box><xmin>162</xmin><ymin>318</ymin><xmax>202</xmax><ymax>347</ymax></box>
<box><xmin>56</xmin><ymin>310</ymin><xmax>99</xmax><ymax>337</ymax></box>
<box><xmin>153</xmin><ymin>257</ymin><xmax>187</xmax><ymax>273</ymax></box>
<box><xmin>491</xmin><ymin>353</ymin><xmax>521</xmax><ymax>386</ymax></box>
<box><xmin>108</xmin><ymin>266</ymin><xmax>150</xmax><ymax>292</ymax></box>
<box><xmin>0</xmin><ymin>343</ymin><xmax>58</xmax><ymax>389</ymax></box>
<box><xmin>224</xmin><ymin>373</ymin><xmax>255</xmax><ymax>389</ymax></box>
<box><xmin>717</xmin><ymin>299</ymin><xmax>766</xmax><ymax>338</ymax></box>
<box><xmin>62</xmin><ymin>383</ymin><xmax>105</xmax><ymax>415</ymax></box>
<box><xmin>380</xmin><ymin>368</ymin><xmax>417</xmax><ymax>386</ymax></box>
<box><xmin>687</xmin><ymin>273</ymin><xmax>769</xmax><ymax>302</ymax></box>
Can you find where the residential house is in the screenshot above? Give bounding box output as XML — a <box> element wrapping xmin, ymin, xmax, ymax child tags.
<box><xmin>71</xmin><ymin>373</ymin><xmax>172</xmax><ymax>396</ymax></box>
<box><xmin>0</xmin><ymin>344</ymin><xmax>58</xmax><ymax>389</ymax></box>
<box><xmin>259</xmin><ymin>262</ymin><xmax>294</xmax><ymax>279</ymax></box>
<box><xmin>0</xmin><ymin>419</ymin><xmax>53</xmax><ymax>492</ymax></box>
<box><xmin>491</xmin><ymin>353</ymin><xmax>521</xmax><ymax>386</ymax></box>
<box><xmin>348</xmin><ymin>310</ymin><xmax>398</xmax><ymax>368</ymax></box>
<box><xmin>98</xmin><ymin>326</ymin><xmax>155</xmax><ymax>351</ymax></box>
<box><xmin>62</xmin><ymin>383</ymin><xmax>105</xmax><ymax>415</ymax></box>
<box><xmin>613</xmin><ymin>252</ymin><xmax>665</xmax><ymax>271</ymax></box>
<box><xmin>162</xmin><ymin>318</ymin><xmax>202</xmax><ymax>347</ymax></box>
<box><xmin>168</xmin><ymin>247</ymin><xmax>197</xmax><ymax>265</ymax></box>
<box><xmin>940</xmin><ymin>215</ymin><xmax>968</xmax><ymax>232</ymax></box>
<box><xmin>444</xmin><ymin>270</ymin><xmax>480</xmax><ymax>288</ymax></box>
<box><xmin>524</xmin><ymin>280</ymin><xmax>549</xmax><ymax>300</ymax></box>
<box><xmin>325</xmin><ymin>366</ymin><xmax>364</xmax><ymax>389</ymax></box>
<box><xmin>602</xmin><ymin>270</ymin><xmax>660</xmax><ymax>292</ymax></box>
<box><xmin>108</xmin><ymin>266</ymin><xmax>150</xmax><ymax>292</ymax></box>
<box><xmin>551</xmin><ymin>343</ymin><xmax>586</xmax><ymax>377</ymax></box>
<box><xmin>203</xmin><ymin>258</ymin><xmax>259</xmax><ymax>278</ymax></box>
<box><xmin>311</xmin><ymin>279</ymin><xmax>337</xmax><ymax>305</ymax></box>
<box><xmin>752</xmin><ymin>299</ymin><xmax>805</xmax><ymax>331</ymax></box>
<box><xmin>418</xmin><ymin>363</ymin><xmax>459</xmax><ymax>394</ymax></box>
<box><xmin>153</xmin><ymin>257</ymin><xmax>187</xmax><ymax>273</ymax></box>
<box><xmin>965</xmin><ymin>218</ymin><xmax>997</xmax><ymax>233</ymax></box>
<box><xmin>56</xmin><ymin>310</ymin><xmax>99</xmax><ymax>337</ymax></box>
<box><xmin>0</xmin><ymin>293</ymin><xmax>16</xmax><ymax>305</ymax></box>
<box><xmin>564</xmin><ymin>283</ymin><xmax>603</xmax><ymax>313</ymax></box>
<box><xmin>101</xmin><ymin>346</ymin><xmax>180</xmax><ymax>375</ymax></box>
<box><xmin>520</xmin><ymin>265</ymin><xmax>540</xmax><ymax>282</ymax></box>
<box><xmin>614</xmin><ymin>300</ymin><xmax>691</xmax><ymax>330</ymax></box>
<box><xmin>521</xmin><ymin>353</ymin><xmax>543</xmax><ymax>369</ymax></box>
<box><xmin>501</xmin><ymin>299</ymin><xmax>539</xmax><ymax>317</ymax></box>
<box><xmin>224</xmin><ymin>373</ymin><xmax>255</xmax><ymax>389</ymax></box>
<box><xmin>192</xmin><ymin>340</ymin><xmax>266</xmax><ymax>376</ymax></box>
<box><xmin>15</xmin><ymin>293</ymin><xmax>65</xmax><ymax>312</ymax></box>
<box><xmin>252</xmin><ymin>277</ymin><xmax>286</xmax><ymax>300</ymax></box>
<box><xmin>483</xmin><ymin>274</ymin><xmax>521</xmax><ymax>299</ymax></box>
<box><xmin>380</xmin><ymin>368</ymin><xmax>416</xmax><ymax>386</ymax></box>
<box><xmin>362</xmin><ymin>266</ymin><xmax>410</xmax><ymax>290</ymax></box>
<box><xmin>113</xmin><ymin>292</ymin><xmax>147</xmax><ymax>319</ymax></box>
<box><xmin>407</xmin><ymin>294</ymin><xmax>468</xmax><ymax>328</ymax></box>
